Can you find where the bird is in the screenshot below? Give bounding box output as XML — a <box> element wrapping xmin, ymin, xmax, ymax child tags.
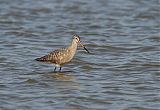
<box><xmin>35</xmin><ymin>34</ymin><xmax>90</xmax><ymax>72</ymax></box>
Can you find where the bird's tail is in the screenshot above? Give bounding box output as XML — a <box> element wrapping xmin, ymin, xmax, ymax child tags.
<box><xmin>35</xmin><ymin>56</ymin><xmax>47</xmax><ymax>62</ymax></box>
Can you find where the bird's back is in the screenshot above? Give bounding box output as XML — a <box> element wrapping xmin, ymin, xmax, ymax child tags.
<box><xmin>35</xmin><ymin>47</ymin><xmax>76</xmax><ymax>65</ymax></box>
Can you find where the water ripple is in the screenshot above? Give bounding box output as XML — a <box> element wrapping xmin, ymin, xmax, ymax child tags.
<box><xmin>0</xmin><ymin>0</ymin><xmax>159</xmax><ymax>110</ymax></box>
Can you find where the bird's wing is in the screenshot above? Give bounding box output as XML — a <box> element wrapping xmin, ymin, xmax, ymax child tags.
<box><xmin>35</xmin><ymin>48</ymin><xmax>66</xmax><ymax>63</ymax></box>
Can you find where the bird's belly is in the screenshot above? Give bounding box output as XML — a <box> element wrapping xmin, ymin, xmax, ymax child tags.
<box><xmin>61</xmin><ymin>55</ymin><xmax>73</xmax><ymax>64</ymax></box>
<box><xmin>59</xmin><ymin>52</ymin><xmax>75</xmax><ymax>65</ymax></box>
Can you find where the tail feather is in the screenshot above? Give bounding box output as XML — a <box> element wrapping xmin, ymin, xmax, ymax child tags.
<box><xmin>35</xmin><ymin>56</ymin><xmax>47</xmax><ymax>62</ymax></box>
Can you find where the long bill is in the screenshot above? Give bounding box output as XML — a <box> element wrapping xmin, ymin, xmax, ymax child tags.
<box><xmin>79</xmin><ymin>42</ymin><xmax>90</xmax><ymax>53</ymax></box>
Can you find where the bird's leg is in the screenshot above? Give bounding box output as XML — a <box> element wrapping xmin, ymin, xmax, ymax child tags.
<box><xmin>54</xmin><ymin>67</ymin><xmax>56</xmax><ymax>72</ymax></box>
<box><xmin>59</xmin><ymin>67</ymin><xmax>62</xmax><ymax>72</ymax></box>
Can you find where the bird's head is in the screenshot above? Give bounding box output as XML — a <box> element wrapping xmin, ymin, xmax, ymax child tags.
<box><xmin>73</xmin><ymin>34</ymin><xmax>90</xmax><ymax>53</ymax></box>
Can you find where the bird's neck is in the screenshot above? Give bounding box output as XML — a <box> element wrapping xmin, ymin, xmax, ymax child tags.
<box><xmin>68</xmin><ymin>39</ymin><xmax>77</xmax><ymax>51</ymax></box>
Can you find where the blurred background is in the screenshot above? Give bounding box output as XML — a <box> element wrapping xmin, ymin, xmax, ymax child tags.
<box><xmin>0</xmin><ymin>0</ymin><xmax>160</xmax><ymax>110</ymax></box>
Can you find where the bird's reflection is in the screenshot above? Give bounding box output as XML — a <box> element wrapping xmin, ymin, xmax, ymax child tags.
<box><xmin>47</xmin><ymin>71</ymin><xmax>75</xmax><ymax>81</ymax></box>
<box><xmin>46</xmin><ymin>71</ymin><xmax>83</xmax><ymax>90</ymax></box>
<box><xmin>33</xmin><ymin>70</ymin><xmax>84</xmax><ymax>90</ymax></box>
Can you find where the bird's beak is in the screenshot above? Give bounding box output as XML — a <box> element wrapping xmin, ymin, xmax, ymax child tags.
<box><xmin>79</xmin><ymin>41</ymin><xmax>90</xmax><ymax>53</ymax></box>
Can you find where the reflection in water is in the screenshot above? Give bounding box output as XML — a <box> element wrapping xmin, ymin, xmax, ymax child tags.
<box><xmin>25</xmin><ymin>78</ymin><xmax>39</xmax><ymax>84</ymax></box>
<box><xmin>44</xmin><ymin>71</ymin><xmax>83</xmax><ymax>90</ymax></box>
<box><xmin>50</xmin><ymin>72</ymin><xmax>74</xmax><ymax>81</ymax></box>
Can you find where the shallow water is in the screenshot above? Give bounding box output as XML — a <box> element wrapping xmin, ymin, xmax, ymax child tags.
<box><xmin>0</xmin><ymin>0</ymin><xmax>160</xmax><ymax>110</ymax></box>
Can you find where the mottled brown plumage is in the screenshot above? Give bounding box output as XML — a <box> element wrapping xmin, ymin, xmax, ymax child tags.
<box><xmin>36</xmin><ymin>34</ymin><xmax>90</xmax><ymax>71</ymax></box>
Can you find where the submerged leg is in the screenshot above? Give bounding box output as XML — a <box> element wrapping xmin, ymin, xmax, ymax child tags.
<box><xmin>54</xmin><ymin>67</ymin><xmax>56</xmax><ymax>72</ymax></box>
<box><xmin>59</xmin><ymin>67</ymin><xmax>62</xmax><ymax>72</ymax></box>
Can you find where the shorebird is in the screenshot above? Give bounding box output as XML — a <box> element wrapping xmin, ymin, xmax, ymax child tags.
<box><xmin>35</xmin><ymin>34</ymin><xmax>90</xmax><ymax>72</ymax></box>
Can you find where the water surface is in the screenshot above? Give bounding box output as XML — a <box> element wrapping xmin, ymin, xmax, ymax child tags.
<box><xmin>0</xmin><ymin>0</ymin><xmax>160</xmax><ymax>110</ymax></box>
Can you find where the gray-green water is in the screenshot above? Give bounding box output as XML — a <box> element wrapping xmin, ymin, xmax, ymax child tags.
<box><xmin>0</xmin><ymin>0</ymin><xmax>160</xmax><ymax>110</ymax></box>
